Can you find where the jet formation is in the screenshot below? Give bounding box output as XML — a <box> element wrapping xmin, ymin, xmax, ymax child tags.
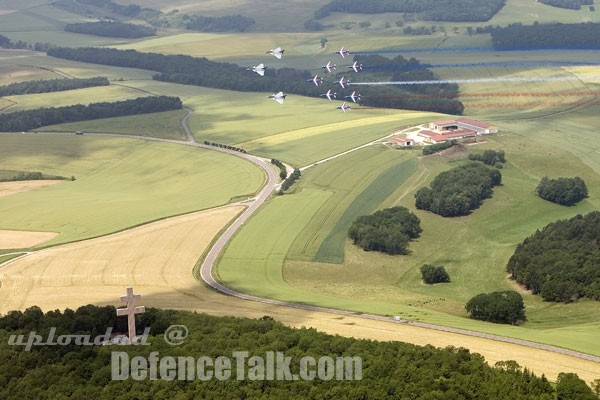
<box><xmin>250</xmin><ymin>45</ymin><xmax>362</xmax><ymax>112</ymax></box>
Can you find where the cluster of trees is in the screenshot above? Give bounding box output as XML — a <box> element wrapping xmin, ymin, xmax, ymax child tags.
<box><xmin>465</xmin><ymin>291</ymin><xmax>526</xmax><ymax>324</ymax></box>
<box><xmin>271</xmin><ymin>159</ymin><xmax>288</xmax><ymax>179</ymax></box>
<box><xmin>348</xmin><ymin>206</ymin><xmax>422</xmax><ymax>255</ymax></box>
<box><xmin>420</xmin><ymin>264</ymin><xmax>450</xmax><ymax>284</ymax></box>
<box><xmin>0</xmin><ymin>34</ymin><xmax>53</xmax><ymax>52</ymax></box>
<box><xmin>280</xmin><ymin>169</ymin><xmax>301</xmax><ymax>192</ymax></box>
<box><xmin>46</xmin><ymin>47</ymin><xmax>465</xmax><ymax>114</ymax></box>
<box><xmin>64</xmin><ymin>21</ymin><xmax>156</xmax><ymax>38</ymax></box>
<box><xmin>54</xmin><ymin>0</ymin><xmax>167</xmax><ymax>27</ymax></box>
<box><xmin>0</xmin><ymin>96</ymin><xmax>182</xmax><ymax>132</ymax></box>
<box><xmin>468</xmin><ymin>149</ymin><xmax>506</xmax><ymax>168</ymax></box>
<box><xmin>422</xmin><ymin>140</ymin><xmax>458</xmax><ymax>155</ymax></box>
<box><xmin>507</xmin><ymin>211</ymin><xmax>600</xmax><ymax>302</ymax></box>
<box><xmin>184</xmin><ymin>14</ymin><xmax>255</xmax><ymax>32</ymax></box>
<box><xmin>0</xmin><ymin>171</ymin><xmax>68</xmax><ymax>182</ymax></box>
<box><xmin>0</xmin><ymin>77</ymin><xmax>109</xmax><ymax>96</ymax></box>
<box><xmin>203</xmin><ymin>141</ymin><xmax>247</xmax><ymax>154</ymax></box>
<box><xmin>0</xmin><ymin>304</ymin><xmax>582</xmax><ymax>399</ymax></box>
<box><xmin>538</xmin><ymin>0</ymin><xmax>594</xmax><ymax>10</ymax></box>
<box><xmin>491</xmin><ymin>22</ymin><xmax>600</xmax><ymax>49</ymax></box>
<box><xmin>415</xmin><ymin>162</ymin><xmax>502</xmax><ymax>217</ymax></box>
<box><xmin>313</xmin><ymin>0</ymin><xmax>506</xmax><ymax>22</ymax></box>
<box><xmin>536</xmin><ymin>176</ymin><xmax>588</xmax><ymax>206</ymax></box>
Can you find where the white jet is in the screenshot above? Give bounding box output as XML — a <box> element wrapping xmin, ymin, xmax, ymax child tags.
<box><xmin>321</xmin><ymin>61</ymin><xmax>337</xmax><ymax>73</ymax></box>
<box><xmin>267</xmin><ymin>47</ymin><xmax>284</xmax><ymax>59</ymax></box>
<box><xmin>347</xmin><ymin>61</ymin><xmax>363</xmax><ymax>73</ymax></box>
<box><xmin>320</xmin><ymin>89</ymin><xmax>337</xmax><ymax>101</ymax></box>
<box><xmin>268</xmin><ymin>91</ymin><xmax>287</xmax><ymax>104</ymax></box>
<box><xmin>337</xmin><ymin>76</ymin><xmax>350</xmax><ymax>89</ymax></box>
<box><xmin>248</xmin><ymin>63</ymin><xmax>266</xmax><ymax>76</ymax></box>
<box><xmin>335</xmin><ymin>47</ymin><xmax>350</xmax><ymax>58</ymax></box>
<box><xmin>336</xmin><ymin>101</ymin><xmax>351</xmax><ymax>113</ymax></box>
<box><xmin>307</xmin><ymin>74</ymin><xmax>324</xmax><ymax>87</ymax></box>
<box><xmin>344</xmin><ymin>91</ymin><xmax>361</xmax><ymax>103</ymax></box>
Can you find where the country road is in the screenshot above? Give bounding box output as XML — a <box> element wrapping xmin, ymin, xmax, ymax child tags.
<box><xmin>2</xmin><ymin>108</ymin><xmax>599</xmax><ymax>366</ymax></box>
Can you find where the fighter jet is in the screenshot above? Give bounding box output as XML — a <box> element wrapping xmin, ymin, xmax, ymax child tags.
<box><xmin>337</xmin><ymin>76</ymin><xmax>350</xmax><ymax>89</ymax></box>
<box><xmin>267</xmin><ymin>91</ymin><xmax>287</xmax><ymax>104</ymax></box>
<box><xmin>335</xmin><ymin>47</ymin><xmax>350</xmax><ymax>58</ymax></box>
<box><xmin>347</xmin><ymin>61</ymin><xmax>363</xmax><ymax>73</ymax></box>
<box><xmin>321</xmin><ymin>61</ymin><xmax>337</xmax><ymax>73</ymax></box>
<box><xmin>336</xmin><ymin>102</ymin><xmax>351</xmax><ymax>113</ymax></box>
<box><xmin>307</xmin><ymin>74</ymin><xmax>324</xmax><ymax>87</ymax></box>
<box><xmin>320</xmin><ymin>89</ymin><xmax>337</xmax><ymax>101</ymax></box>
<box><xmin>247</xmin><ymin>63</ymin><xmax>266</xmax><ymax>76</ymax></box>
<box><xmin>267</xmin><ymin>47</ymin><xmax>284</xmax><ymax>59</ymax></box>
<box><xmin>344</xmin><ymin>91</ymin><xmax>361</xmax><ymax>103</ymax></box>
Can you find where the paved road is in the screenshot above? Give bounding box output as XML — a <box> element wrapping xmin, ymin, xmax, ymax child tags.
<box><xmin>4</xmin><ymin>114</ymin><xmax>599</xmax><ymax>364</ymax></box>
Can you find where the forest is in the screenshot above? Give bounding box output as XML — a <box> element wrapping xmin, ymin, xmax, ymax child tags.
<box><xmin>46</xmin><ymin>47</ymin><xmax>465</xmax><ymax>114</ymax></box>
<box><xmin>538</xmin><ymin>0</ymin><xmax>594</xmax><ymax>10</ymax></box>
<box><xmin>183</xmin><ymin>15</ymin><xmax>256</xmax><ymax>32</ymax></box>
<box><xmin>536</xmin><ymin>176</ymin><xmax>588</xmax><ymax>206</ymax></box>
<box><xmin>348</xmin><ymin>206</ymin><xmax>422</xmax><ymax>255</ymax></box>
<box><xmin>506</xmin><ymin>211</ymin><xmax>600</xmax><ymax>302</ymax></box>
<box><xmin>491</xmin><ymin>22</ymin><xmax>600</xmax><ymax>49</ymax></box>
<box><xmin>0</xmin><ymin>96</ymin><xmax>182</xmax><ymax>131</ymax></box>
<box><xmin>1</xmin><ymin>304</ymin><xmax>588</xmax><ymax>399</ymax></box>
<box><xmin>415</xmin><ymin>162</ymin><xmax>502</xmax><ymax>217</ymax></box>
<box><xmin>64</xmin><ymin>21</ymin><xmax>156</xmax><ymax>38</ymax></box>
<box><xmin>313</xmin><ymin>0</ymin><xmax>506</xmax><ymax>22</ymax></box>
<box><xmin>465</xmin><ymin>291</ymin><xmax>526</xmax><ymax>325</ymax></box>
<box><xmin>0</xmin><ymin>77</ymin><xmax>109</xmax><ymax>96</ymax></box>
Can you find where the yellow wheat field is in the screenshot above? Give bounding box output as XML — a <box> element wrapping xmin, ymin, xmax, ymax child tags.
<box><xmin>0</xmin><ymin>205</ymin><xmax>598</xmax><ymax>383</ymax></box>
<box><xmin>0</xmin><ymin>180</ymin><xmax>62</xmax><ymax>198</ymax></box>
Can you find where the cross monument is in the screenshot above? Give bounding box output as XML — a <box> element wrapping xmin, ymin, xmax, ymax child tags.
<box><xmin>117</xmin><ymin>286</ymin><xmax>145</xmax><ymax>344</ymax></box>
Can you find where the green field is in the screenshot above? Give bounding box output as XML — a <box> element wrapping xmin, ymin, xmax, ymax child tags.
<box><xmin>0</xmin><ymin>134</ymin><xmax>263</xmax><ymax>247</ymax></box>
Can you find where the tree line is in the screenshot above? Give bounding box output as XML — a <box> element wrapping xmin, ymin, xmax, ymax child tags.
<box><xmin>0</xmin><ymin>34</ymin><xmax>53</xmax><ymax>52</ymax></box>
<box><xmin>0</xmin><ymin>96</ymin><xmax>182</xmax><ymax>132</ymax></box>
<box><xmin>491</xmin><ymin>22</ymin><xmax>600</xmax><ymax>49</ymax></box>
<box><xmin>536</xmin><ymin>176</ymin><xmax>588</xmax><ymax>206</ymax></box>
<box><xmin>415</xmin><ymin>162</ymin><xmax>502</xmax><ymax>217</ymax></box>
<box><xmin>1</xmin><ymin>304</ymin><xmax>588</xmax><ymax>399</ymax></box>
<box><xmin>203</xmin><ymin>141</ymin><xmax>247</xmax><ymax>154</ymax></box>
<box><xmin>422</xmin><ymin>140</ymin><xmax>458</xmax><ymax>155</ymax></box>
<box><xmin>183</xmin><ymin>14</ymin><xmax>255</xmax><ymax>32</ymax></box>
<box><xmin>0</xmin><ymin>77</ymin><xmax>109</xmax><ymax>96</ymax></box>
<box><xmin>271</xmin><ymin>159</ymin><xmax>288</xmax><ymax>179</ymax></box>
<box><xmin>507</xmin><ymin>211</ymin><xmax>600</xmax><ymax>302</ymax></box>
<box><xmin>46</xmin><ymin>47</ymin><xmax>465</xmax><ymax>114</ymax></box>
<box><xmin>348</xmin><ymin>206</ymin><xmax>422</xmax><ymax>255</ymax></box>
<box><xmin>64</xmin><ymin>21</ymin><xmax>156</xmax><ymax>38</ymax></box>
<box><xmin>468</xmin><ymin>149</ymin><xmax>506</xmax><ymax>168</ymax></box>
<box><xmin>538</xmin><ymin>0</ymin><xmax>594</xmax><ymax>10</ymax></box>
<box><xmin>313</xmin><ymin>0</ymin><xmax>506</xmax><ymax>22</ymax></box>
<box><xmin>280</xmin><ymin>169</ymin><xmax>301</xmax><ymax>192</ymax></box>
<box><xmin>0</xmin><ymin>171</ymin><xmax>68</xmax><ymax>182</ymax></box>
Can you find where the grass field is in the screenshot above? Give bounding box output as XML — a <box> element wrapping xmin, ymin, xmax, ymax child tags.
<box><xmin>0</xmin><ymin>179</ymin><xmax>62</xmax><ymax>198</ymax></box>
<box><xmin>41</xmin><ymin>109</ymin><xmax>188</xmax><ymax>140</ymax></box>
<box><xmin>0</xmin><ymin>134</ymin><xmax>263</xmax><ymax>247</ymax></box>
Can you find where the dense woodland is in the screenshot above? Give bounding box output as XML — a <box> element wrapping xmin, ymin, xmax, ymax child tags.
<box><xmin>183</xmin><ymin>15</ymin><xmax>255</xmax><ymax>32</ymax></box>
<box><xmin>491</xmin><ymin>22</ymin><xmax>600</xmax><ymax>49</ymax></box>
<box><xmin>536</xmin><ymin>176</ymin><xmax>588</xmax><ymax>206</ymax></box>
<box><xmin>0</xmin><ymin>96</ymin><xmax>181</xmax><ymax>132</ymax></box>
<box><xmin>64</xmin><ymin>21</ymin><xmax>156</xmax><ymax>38</ymax></box>
<box><xmin>507</xmin><ymin>211</ymin><xmax>600</xmax><ymax>302</ymax></box>
<box><xmin>465</xmin><ymin>291</ymin><xmax>526</xmax><ymax>324</ymax></box>
<box><xmin>0</xmin><ymin>77</ymin><xmax>109</xmax><ymax>96</ymax></box>
<box><xmin>415</xmin><ymin>163</ymin><xmax>502</xmax><ymax>217</ymax></box>
<box><xmin>313</xmin><ymin>0</ymin><xmax>506</xmax><ymax>21</ymax></box>
<box><xmin>0</xmin><ymin>171</ymin><xmax>68</xmax><ymax>182</ymax></box>
<box><xmin>538</xmin><ymin>0</ymin><xmax>594</xmax><ymax>10</ymax></box>
<box><xmin>46</xmin><ymin>47</ymin><xmax>465</xmax><ymax>114</ymax></box>
<box><xmin>0</xmin><ymin>305</ymin><xmax>580</xmax><ymax>399</ymax></box>
<box><xmin>348</xmin><ymin>206</ymin><xmax>422</xmax><ymax>255</ymax></box>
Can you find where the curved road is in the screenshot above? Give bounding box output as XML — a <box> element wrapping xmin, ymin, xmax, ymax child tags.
<box><xmin>4</xmin><ymin>109</ymin><xmax>599</xmax><ymax>365</ymax></box>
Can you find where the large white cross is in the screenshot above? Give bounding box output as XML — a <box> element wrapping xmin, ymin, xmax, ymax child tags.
<box><xmin>117</xmin><ymin>287</ymin><xmax>145</xmax><ymax>344</ymax></box>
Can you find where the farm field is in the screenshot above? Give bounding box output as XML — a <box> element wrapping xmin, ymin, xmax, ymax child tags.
<box><xmin>0</xmin><ymin>179</ymin><xmax>62</xmax><ymax>198</ymax></box>
<box><xmin>1</xmin><ymin>203</ymin><xmax>598</xmax><ymax>382</ymax></box>
<box><xmin>0</xmin><ymin>134</ymin><xmax>263</xmax><ymax>247</ymax></box>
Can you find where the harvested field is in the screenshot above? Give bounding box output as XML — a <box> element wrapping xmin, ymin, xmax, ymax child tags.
<box><xmin>0</xmin><ymin>180</ymin><xmax>62</xmax><ymax>198</ymax></box>
<box><xmin>0</xmin><ymin>230</ymin><xmax>57</xmax><ymax>249</ymax></box>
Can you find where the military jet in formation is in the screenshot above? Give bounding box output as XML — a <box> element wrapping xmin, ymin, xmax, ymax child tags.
<box><xmin>336</xmin><ymin>102</ymin><xmax>351</xmax><ymax>113</ymax></box>
<box><xmin>335</xmin><ymin>47</ymin><xmax>350</xmax><ymax>58</ymax></box>
<box><xmin>344</xmin><ymin>91</ymin><xmax>361</xmax><ymax>103</ymax></box>
<box><xmin>248</xmin><ymin>63</ymin><xmax>266</xmax><ymax>77</ymax></box>
<box><xmin>320</xmin><ymin>89</ymin><xmax>337</xmax><ymax>101</ymax></box>
<box><xmin>347</xmin><ymin>61</ymin><xmax>363</xmax><ymax>73</ymax></box>
<box><xmin>321</xmin><ymin>61</ymin><xmax>337</xmax><ymax>73</ymax></box>
<box><xmin>266</xmin><ymin>47</ymin><xmax>284</xmax><ymax>59</ymax></box>
<box><xmin>268</xmin><ymin>91</ymin><xmax>287</xmax><ymax>104</ymax></box>
<box><xmin>308</xmin><ymin>74</ymin><xmax>324</xmax><ymax>87</ymax></box>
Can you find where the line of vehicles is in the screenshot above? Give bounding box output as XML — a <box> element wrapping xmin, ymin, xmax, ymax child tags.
<box><xmin>248</xmin><ymin>46</ymin><xmax>363</xmax><ymax>113</ymax></box>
